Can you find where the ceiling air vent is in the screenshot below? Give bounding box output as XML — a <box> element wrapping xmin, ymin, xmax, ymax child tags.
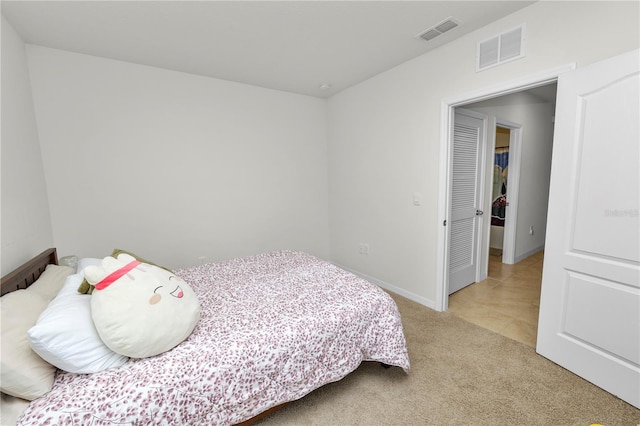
<box><xmin>417</xmin><ymin>17</ymin><xmax>461</xmax><ymax>42</ymax></box>
<box><xmin>477</xmin><ymin>24</ymin><xmax>526</xmax><ymax>72</ymax></box>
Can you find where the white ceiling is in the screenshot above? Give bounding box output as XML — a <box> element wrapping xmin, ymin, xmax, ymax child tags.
<box><xmin>2</xmin><ymin>1</ymin><xmax>536</xmax><ymax>98</ymax></box>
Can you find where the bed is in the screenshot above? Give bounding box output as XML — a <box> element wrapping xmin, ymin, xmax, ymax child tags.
<box><xmin>1</xmin><ymin>248</ymin><xmax>409</xmax><ymax>425</ymax></box>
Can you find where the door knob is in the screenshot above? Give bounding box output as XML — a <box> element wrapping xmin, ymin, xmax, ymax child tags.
<box><xmin>476</xmin><ymin>209</ymin><xmax>484</xmax><ymax>216</ymax></box>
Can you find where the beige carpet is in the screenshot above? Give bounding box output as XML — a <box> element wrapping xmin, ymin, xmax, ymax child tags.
<box><xmin>258</xmin><ymin>292</ymin><xmax>639</xmax><ymax>425</ymax></box>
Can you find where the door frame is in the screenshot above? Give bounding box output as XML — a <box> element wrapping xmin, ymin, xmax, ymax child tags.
<box><xmin>435</xmin><ymin>63</ymin><xmax>575</xmax><ymax>312</ymax></box>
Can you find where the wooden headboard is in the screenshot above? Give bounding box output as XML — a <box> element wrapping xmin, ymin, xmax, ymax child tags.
<box><xmin>0</xmin><ymin>248</ymin><xmax>58</xmax><ymax>296</ymax></box>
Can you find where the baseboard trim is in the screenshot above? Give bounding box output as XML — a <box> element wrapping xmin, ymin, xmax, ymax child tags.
<box><xmin>332</xmin><ymin>262</ymin><xmax>436</xmax><ymax>310</ymax></box>
<box><xmin>514</xmin><ymin>245</ymin><xmax>544</xmax><ymax>263</ymax></box>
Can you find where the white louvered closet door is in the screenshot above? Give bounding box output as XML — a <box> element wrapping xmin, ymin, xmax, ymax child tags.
<box><xmin>449</xmin><ymin>109</ymin><xmax>485</xmax><ymax>294</ymax></box>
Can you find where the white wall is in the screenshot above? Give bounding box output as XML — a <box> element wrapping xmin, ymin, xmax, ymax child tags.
<box><xmin>1</xmin><ymin>16</ymin><xmax>54</xmax><ymax>275</ymax></box>
<box><xmin>26</xmin><ymin>46</ymin><xmax>330</xmax><ymax>269</ymax></box>
<box><xmin>466</xmin><ymin>91</ymin><xmax>554</xmax><ymax>262</ymax></box>
<box><xmin>327</xmin><ymin>1</ymin><xmax>639</xmax><ymax>307</ymax></box>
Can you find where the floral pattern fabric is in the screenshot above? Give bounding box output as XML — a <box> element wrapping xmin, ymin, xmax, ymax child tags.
<box><xmin>17</xmin><ymin>251</ymin><xmax>409</xmax><ymax>426</ymax></box>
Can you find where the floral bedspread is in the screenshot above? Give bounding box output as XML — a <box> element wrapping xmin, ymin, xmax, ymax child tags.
<box><xmin>17</xmin><ymin>251</ymin><xmax>409</xmax><ymax>425</ymax></box>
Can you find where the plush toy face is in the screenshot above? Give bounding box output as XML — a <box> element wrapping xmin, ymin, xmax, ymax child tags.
<box><xmin>84</xmin><ymin>254</ymin><xmax>200</xmax><ymax>358</ymax></box>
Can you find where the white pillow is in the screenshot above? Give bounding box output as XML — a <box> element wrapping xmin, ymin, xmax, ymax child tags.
<box><xmin>1</xmin><ymin>392</ymin><xmax>31</xmax><ymax>426</ymax></box>
<box><xmin>27</xmin><ymin>264</ymin><xmax>75</xmax><ymax>301</ymax></box>
<box><xmin>76</xmin><ymin>258</ymin><xmax>102</xmax><ymax>274</ymax></box>
<box><xmin>1</xmin><ymin>262</ymin><xmax>73</xmax><ymax>400</ymax></box>
<box><xmin>0</xmin><ymin>290</ymin><xmax>55</xmax><ymax>400</ymax></box>
<box><xmin>28</xmin><ymin>273</ymin><xmax>129</xmax><ymax>374</ymax></box>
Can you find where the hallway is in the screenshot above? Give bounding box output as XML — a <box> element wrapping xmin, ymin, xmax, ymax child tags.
<box><xmin>448</xmin><ymin>251</ymin><xmax>544</xmax><ymax>347</ymax></box>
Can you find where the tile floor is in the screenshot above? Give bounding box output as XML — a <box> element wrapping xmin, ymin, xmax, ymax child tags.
<box><xmin>448</xmin><ymin>250</ymin><xmax>544</xmax><ymax>348</ymax></box>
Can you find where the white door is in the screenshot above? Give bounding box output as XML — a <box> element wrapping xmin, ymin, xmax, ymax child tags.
<box><xmin>449</xmin><ymin>109</ymin><xmax>486</xmax><ymax>294</ymax></box>
<box><xmin>537</xmin><ymin>49</ymin><xmax>640</xmax><ymax>408</ymax></box>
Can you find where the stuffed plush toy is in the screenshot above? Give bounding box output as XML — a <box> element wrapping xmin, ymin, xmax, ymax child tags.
<box><xmin>78</xmin><ymin>248</ymin><xmax>174</xmax><ymax>294</ymax></box>
<box><xmin>84</xmin><ymin>254</ymin><xmax>200</xmax><ymax>358</ymax></box>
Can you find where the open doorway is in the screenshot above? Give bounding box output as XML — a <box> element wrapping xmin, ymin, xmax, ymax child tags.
<box><xmin>445</xmin><ymin>83</ymin><xmax>557</xmax><ymax>347</ymax></box>
<box><xmin>435</xmin><ymin>65</ymin><xmax>572</xmax><ymax>315</ymax></box>
<box><xmin>489</xmin><ymin>126</ymin><xmax>510</xmax><ymax>258</ymax></box>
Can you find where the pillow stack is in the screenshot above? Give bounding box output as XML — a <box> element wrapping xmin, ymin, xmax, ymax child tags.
<box><xmin>27</xmin><ymin>270</ymin><xmax>129</xmax><ymax>374</ymax></box>
<box><xmin>1</xmin><ymin>257</ymin><xmax>133</xmax><ymax>401</ymax></box>
<box><xmin>0</xmin><ymin>264</ymin><xmax>73</xmax><ymax>400</ymax></box>
<box><xmin>1</xmin><ymin>249</ymin><xmax>188</xmax><ymax>402</ymax></box>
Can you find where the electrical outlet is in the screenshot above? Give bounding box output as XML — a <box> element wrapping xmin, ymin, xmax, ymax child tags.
<box><xmin>359</xmin><ymin>243</ymin><xmax>370</xmax><ymax>255</ymax></box>
<box><xmin>198</xmin><ymin>255</ymin><xmax>208</xmax><ymax>264</ymax></box>
<box><xmin>529</xmin><ymin>226</ymin><xmax>534</xmax><ymax>235</ymax></box>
